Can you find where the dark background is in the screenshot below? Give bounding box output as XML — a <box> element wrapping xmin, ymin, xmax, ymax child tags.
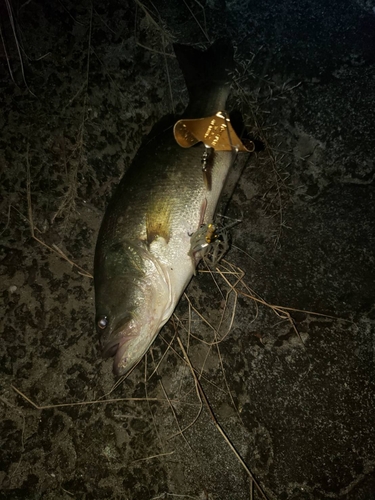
<box><xmin>1</xmin><ymin>1</ymin><xmax>374</xmax><ymax>499</ymax></box>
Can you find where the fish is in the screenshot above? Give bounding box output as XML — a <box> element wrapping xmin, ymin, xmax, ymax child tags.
<box><xmin>94</xmin><ymin>39</ymin><xmax>250</xmax><ymax>376</ymax></box>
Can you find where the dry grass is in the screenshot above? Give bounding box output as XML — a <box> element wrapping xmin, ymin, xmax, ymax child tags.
<box><xmin>11</xmin><ymin>385</ymin><xmax>200</xmax><ymax>410</ymax></box>
<box><xmin>0</xmin><ymin>0</ymin><xmax>35</xmax><ymax>95</ymax></box>
<box><xmin>130</xmin><ymin>257</ymin><xmax>342</xmax><ymax>499</ymax></box>
<box><xmin>12</xmin><ymin>249</ymin><xmax>332</xmax><ymax>500</ymax></box>
<box><xmin>25</xmin><ymin>142</ymin><xmax>93</xmax><ymax>278</ymax></box>
<box><xmin>52</xmin><ymin>4</ymin><xmax>93</xmax><ymax>224</ymax></box>
<box><xmin>134</xmin><ymin>0</ymin><xmax>175</xmax><ymax>113</ymax></box>
<box><xmin>232</xmin><ymin>54</ymin><xmax>303</xmax><ymax>248</ymax></box>
<box><xmin>5</xmin><ymin>4</ymin><xmax>323</xmax><ymax>499</ymax></box>
<box><xmin>177</xmin><ymin>336</ymin><xmax>269</xmax><ymax>500</ymax></box>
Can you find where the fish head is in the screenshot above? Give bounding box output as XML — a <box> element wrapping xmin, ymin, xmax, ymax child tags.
<box><xmin>94</xmin><ymin>240</ymin><xmax>172</xmax><ymax>376</ymax></box>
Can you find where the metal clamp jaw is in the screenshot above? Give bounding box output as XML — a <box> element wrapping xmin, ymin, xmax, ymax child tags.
<box><xmin>173</xmin><ymin>111</ymin><xmax>255</xmax><ymax>152</ymax></box>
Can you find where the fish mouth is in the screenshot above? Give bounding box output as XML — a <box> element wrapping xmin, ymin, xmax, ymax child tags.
<box><xmin>102</xmin><ymin>335</ymin><xmax>133</xmax><ymax>376</ymax></box>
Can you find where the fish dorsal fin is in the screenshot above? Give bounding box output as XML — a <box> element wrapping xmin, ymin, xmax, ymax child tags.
<box><xmin>173</xmin><ymin>111</ymin><xmax>255</xmax><ymax>152</ymax></box>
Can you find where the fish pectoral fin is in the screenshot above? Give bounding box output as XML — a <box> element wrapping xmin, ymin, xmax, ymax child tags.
<box><xmin>174</xmin><ymin>111</ymin><xmax>255</xmax><ymax>152</ymax></box>
<box><xmin>146</xmin><ymin>202</ymin><xmax>171</xmax><ymax>245</ymax></box>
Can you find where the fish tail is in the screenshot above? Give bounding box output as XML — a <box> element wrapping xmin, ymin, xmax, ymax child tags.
<box><xmin>173</xmin><ymin>39</ymin><xmax>234</xmax><ymax>118</ymax></box>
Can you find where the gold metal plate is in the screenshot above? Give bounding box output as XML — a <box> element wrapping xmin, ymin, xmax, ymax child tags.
<box><xmin>173</xmin><ymin>111</ymin><xmax>254</xmax><ymax>152</ymax></box>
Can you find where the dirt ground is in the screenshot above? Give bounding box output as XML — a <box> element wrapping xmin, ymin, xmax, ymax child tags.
<box><xmin>1</xmin><ymin>1</ymin><xmax>375</xmax><ymax>499</ymax></box>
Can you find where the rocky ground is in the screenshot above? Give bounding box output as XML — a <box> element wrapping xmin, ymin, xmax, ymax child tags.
<box><xmin>1</xmin><ymin>0</ymin><xmax>374</xmax><ymax>499</ymax></box>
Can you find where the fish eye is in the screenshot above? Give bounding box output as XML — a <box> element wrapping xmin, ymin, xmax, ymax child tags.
<box><xmin>97</xmin><ymin>316</ymin><xmax>109</xmax><ymax>330</ymax></box>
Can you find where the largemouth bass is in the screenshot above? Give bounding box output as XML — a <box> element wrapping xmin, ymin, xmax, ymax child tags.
<box><xmin>94</xmin><ymin>39</ymin><xmax>247</xmax><ymax>375</ymax></box>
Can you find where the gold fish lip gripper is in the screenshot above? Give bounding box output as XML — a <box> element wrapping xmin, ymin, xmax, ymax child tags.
<box><xmin>173</xmin><ymin>111</ymin><xmax>255</xmax><ymax>152</ymax></box>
